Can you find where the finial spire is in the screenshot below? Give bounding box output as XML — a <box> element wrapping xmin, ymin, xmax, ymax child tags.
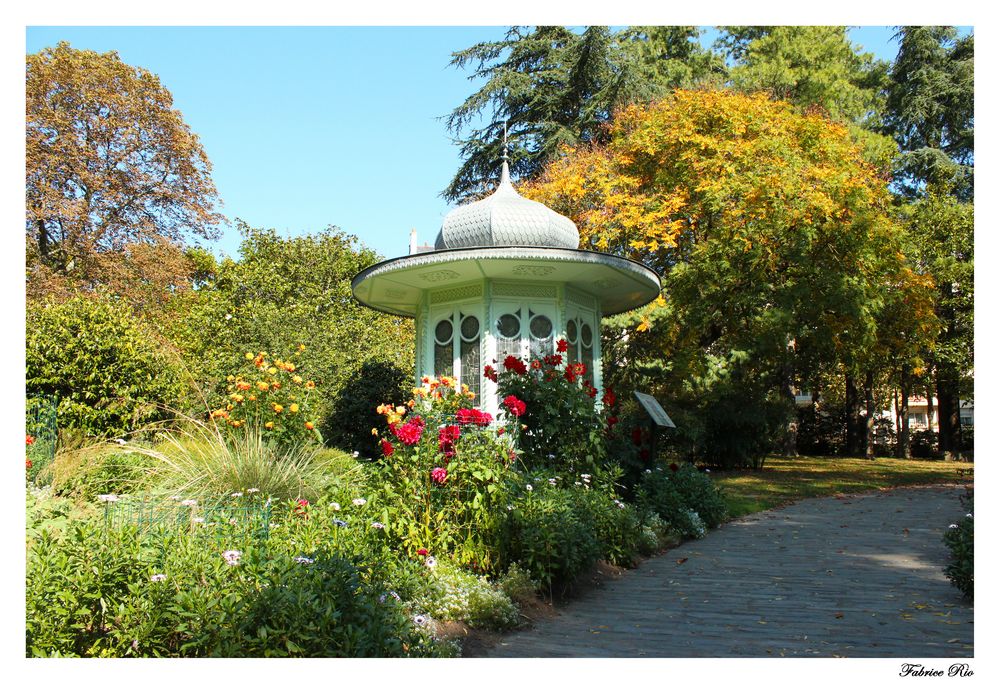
<box><xmin>501</xmin><ymin>120</ymin><xmax>509</xmax><ymax>162</ymax></box>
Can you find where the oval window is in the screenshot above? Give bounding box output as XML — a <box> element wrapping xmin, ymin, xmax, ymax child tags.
<box><xmin>497</xmin><ymin>313</ymin><xmax>520</xmax><ymax>339</ymax></box>
<box><xmin>461</xmin><ymin>315</ymin><xmax>480</xmax><ymax>341</ymax></box>
<box><xmin>566</xmin><ymin>319</ymin><xmax>578</xmax><ymax>344</ymax></box>
<box><xmin>435</xmin><ymin>319</ymin><xmax>454</xmax><ymax>345</ymax></box>
<box><xmin>581</xmin><ymin>323</ymin><xmax>593</xmax><ymax>347</ymax></box>
<box><xmin>530</xmin><ymin>314</ymin><xmax>553</xmax><ymax>340</ymax></box>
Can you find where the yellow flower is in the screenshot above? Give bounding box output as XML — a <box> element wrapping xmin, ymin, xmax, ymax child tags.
<box><xmin>376</xmin><ymin>404</ymin><xmax>389</xmax><ymax>415</ymax></box>
<box><xmin>256</xmin><ymin>381</ymin><xmax>270</xmax><ymax>392</ymax></box>
<box><xmin>289</xmin><ymin>403</ymin><xmax>299</xmax><ymax>414</ymax></box>
<box><xmin>461</xmin><ymin>383</ymin><xmax>469</xmax><ymax>393</ymax></box>
<box><xmin>386</xmin><ymin>413</ymin><xmax>401</xmax><ymax>425</ymax></box>
<box><xmin>371</xmin><ymin>428</ymin><xmax>379</xmax><ymax>436</ymax></box>
<box><xmin>265</xmin><ymin>421</ymin><xmax>274</xmax><ymax>430</ymax></box>
<box><xmin>292</xmin><ymin>375</ymin><xmax>303</xmax><ymax>384</ymax></box>
<box><xmin>395</xmin><ymin>405</ymin><xmax>406</xmax><ymax>415</ymax></box>
<box><xmin>248</xmin><ymin>394</ymin><xmax>256</xmax><ymax>402</ymax></box>
<box><xmin>304</xmin><ymin>421</ymin><xmax>314</xmax><ymax>430</ymax></box>
<box><xmin>229</xmin><ymin>394</ymin><xmax>243</xmax><ymax>403</ymax></box>
<box><xmin>407</xmin><ymin>399</ymin><xmax>415</xmax><ymax>408</ymax></box>
<box><xmin>244</xmin><ymin>352</ymin><xmax>254</xmax><ymax>361</ymax></box>
<box><xmin>298</xmin><ymin>344</ymin><xmax>306</xmax><ymax>352</ymax></box>
<box><xmin>305</xmin><ymin>380</ymin><xmax>316</xmax><ymax>389</ymax></box>
<box><xmin>273</xmin><ymin>404</ymin><xmax>284</xmax><ymax>414</ymax></box>
<box><xmin>272</xmin><ymin>381</ymin><xmax>282</xmax><ymax>390</ymax></box>
<box><xmin>227</xmin><ymin>375</ymin><xmax>235</xmax><ymax>382</ymax></box>
<box><xmin>440</xmin><ymin>376</ymin><xmax>453</xmax><ymax>388</ymax></box>
<box><xmin>286</xmin><ymin>363</ymin><xmax>296</xmax><ymax>372</ymax></box>
<box><xmin>267</xmin><ymin>367</ymin><xmax>278</xmax><ymax>375</ymax></box>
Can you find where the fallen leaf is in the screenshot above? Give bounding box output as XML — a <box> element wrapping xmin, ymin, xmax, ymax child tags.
<box><xmin>676</xmin><ymin>558</ymin><xmax>688</xmax><ymax>564</ymax></box>
<box><xmin>835</xmin><ymin>613</ymin><xmax>844</xmax><ymax>619</ymax></box>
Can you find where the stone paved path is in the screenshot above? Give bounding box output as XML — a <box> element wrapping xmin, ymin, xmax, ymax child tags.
<box><xmin>485</xmin><ymin>485</ymin><xmax>973</xmax><ymax>658</ymax></box>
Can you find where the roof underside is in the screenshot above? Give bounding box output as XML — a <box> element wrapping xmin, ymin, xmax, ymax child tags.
<box><xmin>352</xmin><ymin>246</ymin><xmax>661</xmax><ymax>318</ymax></box>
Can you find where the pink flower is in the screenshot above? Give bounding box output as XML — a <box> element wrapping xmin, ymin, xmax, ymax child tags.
<box><xmin>391</xmin><ymin>416</ymin><xmax>425</xmax><ymax>445</ymax></box>
<box><xmin>431</xmin><ymin>467</ymin><xmax>448</xmax><ymax>485</ymax></box>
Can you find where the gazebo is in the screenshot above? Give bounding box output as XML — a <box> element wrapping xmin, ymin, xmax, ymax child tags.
<box><xmin>351</xmin><ymin>152</ymin><xmax>661</xmax><ymax>417</ymax></box>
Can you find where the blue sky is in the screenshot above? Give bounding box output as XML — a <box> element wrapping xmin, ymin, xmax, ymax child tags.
<box><xmin>24</xmin><ymin>26</ymin><xmax>961</xmax><ymax>261</ymax></box>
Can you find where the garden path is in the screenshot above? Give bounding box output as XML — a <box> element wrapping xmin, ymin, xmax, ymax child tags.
<box><xmin>484</xmin><ymin>484</ymin><xmax>973</xmax><ymax>658</ymax></box>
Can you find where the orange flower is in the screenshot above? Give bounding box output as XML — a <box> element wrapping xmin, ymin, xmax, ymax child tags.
<box><xmin>256</xmin><ymin>381</ymin><xmax>270</xmax><ymax>392</ymax></box>
<box><xmin>305</xmin><ymin>380</ymin><xmax>316</xmax><ymax>389</ymax></box>
<box><xmin>236</xmin><ymin>381</ymin><xmax>252</xmax><ymax>391</ymax></box>
<box><xmin>272</xmin><ymin>381</ymin><xmax>282</xmax><ymax>390</ymax></box>
<box><xmin>273</xmin><ymin>404</ymin><xmax>284</xmax><ymax>414</ymax></box>
<box><xmin>304</xmin><ymin>421</ymin><xmax>315</xmax><ymax>430</ymax></box>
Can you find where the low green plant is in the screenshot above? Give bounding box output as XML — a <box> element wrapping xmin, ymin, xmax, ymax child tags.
<box><xmin>44</xmin><ymin>443</ymin><xmax>156</xmax><ymax>500</ymax></box>
<box><xmin>503</xmin><ymin>484</ymin><xmax>600</xmax><ymax>591</ymax></box>
<box><xmin>415</xmin><ymin>561</ymin><xmax>521</xmax><ymax>630</ymax></box>
<box><xmin>944</xmin><ymin>496</ymin><xmax>973</xmax><ymax>600</ymax></box>
<box><xmin>130</xmin><ymin>418</ymin><xmax>331</xmax><ymax>503</ymax></box>
<box><xmin>637</xmin><ymin>465</ymin><xmax>727</xmax><ymax>538</ymax></box>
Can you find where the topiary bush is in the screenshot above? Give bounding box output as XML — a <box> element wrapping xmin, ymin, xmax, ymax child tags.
<box><xmin>26</xmin><ymin>295</ymin><xmax>185</xmax><ymax>437</ymax></box>
<box><xmin>324</xmin><ymin>359</ymin><xmax>410</xmax><ymax>459</ymax></box>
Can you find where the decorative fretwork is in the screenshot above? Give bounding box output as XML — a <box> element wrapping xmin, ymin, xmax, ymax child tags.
<box><xmin>429</xmin><ymin>283</ymin><xmax>483</xmax><ymax>304</ymax></box>
<box><xmin>512</xmin><ymin>264</ymin><xmax>556</xmax><ymax>277</ymax></box>
<box><xmin>492</xmin><ymin>282</ymin><xmax>557</xmax><ymax>299</ymax></box>
<box><xmin>418</xmin><ymin>269</ymin><xmax>461</xmax><ymax>283</ymax></box>
<box><xmin>566</xmin><ymin>288</ymin><xmax>596</xmax><ymax>309</ymax></box>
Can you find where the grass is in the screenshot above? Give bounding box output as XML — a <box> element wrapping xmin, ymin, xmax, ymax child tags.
<box><xmin>709</xmin><ymin>455</ymin><xmax>974</xmax><ymax>518</ymax></box>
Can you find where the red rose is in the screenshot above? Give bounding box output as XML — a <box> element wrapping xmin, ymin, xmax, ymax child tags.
<box><xmin>26</xmin><ymin>434</ymin><xmax>35</xmax><ymax>446</ymax></box>
<box><xmin>417</xmin><ymin>548</ymin><xmax>428</xmax><ymax>556</ymax></box>
<box><xmin>483</xmin><ymin>365</ymin><xmax>498</xmax><ymax>382</ymax></box>
<box><xmin>430</xmin><ymin>467</ymin><xmax>448</xmax><ymax>485</ymax></box>
<box><xmin>556</xmin><ymin>339</ymin><xmax>568</xmax><ymax>353</ymax></box>
<box><xmin>602</xmin><ymin>388</ymin><xmax>616</xmax><ymax>407</ymax></box>
<box><xmin>456</xmin><ymin>408</ymin><xmax>492</xmax><ymax>426</ymax></box>
<box><xmin>391</xmin><ymin>417</ymin><xmax>425</xmax><ymax>446</ymax></box>
<box><xmin>502</xmin><ymin>395</ymin><xmax>527</xmax><ymax>417</ymax></box>
<box><xmin>380</xmin><ymin>438</ymin><xmax>394</xmax><ymax>457</ymax></box>
<box><xmin>607</xmin><ymin>415</ymin><xmax>619</xmax><ymax>427</ymax></box>
<box><xmin>26</xmin><ymin>458</ymin><xmax>33</xmax><ymax>470</ymax></box>
<box><xmin>438</xmin><ymin>424</ymin><xmax>461</xmax><ymax>454</ymax></box>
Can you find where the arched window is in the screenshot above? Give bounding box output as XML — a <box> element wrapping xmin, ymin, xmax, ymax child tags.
<box><xmin>432</xmin><ymin>309</ymin><xmax>481</xmax><ymax>401</ymax></box>
<box><xmin>565</xmin><ymin>312</ymin><xmax>596</xmax><ymax>385</ymax></box>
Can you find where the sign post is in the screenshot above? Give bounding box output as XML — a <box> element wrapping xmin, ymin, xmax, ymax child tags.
<box><xmin>633</xmin><ymin>391</ymin><xmax>676</xmax><ymax>428</ymax></box>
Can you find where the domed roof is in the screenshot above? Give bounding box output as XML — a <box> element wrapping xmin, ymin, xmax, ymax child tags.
<box><xmin>435</xmin><ymin>160</ymin><xmax>579</xmax><ymax>250</ymax></box>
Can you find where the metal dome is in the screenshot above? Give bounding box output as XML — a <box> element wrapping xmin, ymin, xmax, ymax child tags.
<box><xmin>434</xmin><ymin>160</ymin><xmax>580</xmax><ymax>250</ymax></box>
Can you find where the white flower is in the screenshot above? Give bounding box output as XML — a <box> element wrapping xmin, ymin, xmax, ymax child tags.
<box><xmin>352</xmin><ymin>451</ymin><xmax>360</xmax><ymax>458</ymax></box>
<box><xmin>115</xmin><ymin>438</ymin><xmax>127</xmax><ymax>445</ymax></box>
<box><xmin>644</xmin><ymin>469</ymin><xmax>652</xmax><ymax>474</ymax></box>
<box><xmin>413</xmin><ymin>614</ymin><xmax>429</xmax><ymax>627</ymax></box>
<box><xmin>705</xmin><ymin>469</ymin><xmax>711</xmax><ymax>473</ymax></box>
<box><xmin>150</xmin><ymin>574</ymin><xmax>167</xmax><ymax>582</ymax></box>
<box><xmin>97</xmin><ymin>494</ymin><xmax>119</xmax><ymax>503</ymax></box>
<box><xmin>352</xmin><ymin>498</ymin><xmax>367</xmax><ymax>506</ymax></box>
<box><xmin>371</xmin><ymin>522</ymin><xmax>385</xmax><ymax>529</ymax></box>
<box><xmin>329</xmin><ymin>502</ymin><xmax>341</xmax><ymax>511</ymax></box>
<box><xmin>168</xmin><ymin>495</ymin><xmax>181</xmax><ymax>501</ymax></box>
<box><xmin>526</xmin><ymin>484</ymin><xmax>533</xmax><ymax>491</ymax></box>
<box><xmin>548</xmin><ymin>478</ymin><xmax>557</xmax><ymax>486</ymax></box>
<box><xmin>581</xmin><ymin>473</ymin><xmax>591</xmax><ymax>480</ymax></box>
<box><xmin>231</xmin><ymin>492</ymin><xmax>243</xmax><ymax>497</ymax></box>
<box><xmin>225</xmin><ymin>314</ymin><xmax>232</xmax><ymax>320</ymax></box>
<box><xmin>425</xmin><ymin>556</ymin><xmax>437</xmax><ymax>569</ymax></box>
<box><xmin>247</xmin><ymin>487</ymin><xmax>260</xmax><ymax>493</ymax></box>
<box><xmin>966</xmin><ymin>513</ymin><xmax>973</xmax><ymax>518</ymax></box>
<box><xmin>293</xmin><ymin>556</ymin><xmax>315</xmax><ymax>564</ymax></box>
<box><xmin>507</xmin><ymin>505</ymin><xmax>514</xmax><ymax>511</ymax></box>
<box><xmin>547</xmin><ymin>454</ymin><xmax>556</xmax><ymax>460</ymax></box>
<box><xmin>222</xmin><ymin>550</ymin><xmax>242</xmax><ymax>566</ymax></box>
<box><xmin>180</xmin><ymin>499</ymin><xmax>198</xmax><ymax>507</ymax></box>
<box><xmin>193</xmin><ymin>517</ymin><xmax>205</xmax><ymax>524</ymax></box>
<box><xmin>949</xmin><ymin>524</ymin><xmax>959</xmax><ymax>529</ymax></box>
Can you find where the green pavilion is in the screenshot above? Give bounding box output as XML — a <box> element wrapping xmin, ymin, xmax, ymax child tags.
<box><xmin>352</xmin><ymin>151</ymin><xmax>661</xmax><ymax>417</ymax></box>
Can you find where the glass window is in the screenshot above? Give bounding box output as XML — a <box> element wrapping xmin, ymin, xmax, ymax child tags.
<box><xmin>528</xmin><ymin>311</ymin><xmax>553</xmax><ymax>358</ymax></box>
<box><xmin>496</xmin><ymin>310</ymin><xmax>521</xmax><ymax>360</ymax></box>
<box><xmin>460</xmin><ymin>314</ymin><xmax>481</xmax><ymax>399</ymax></box>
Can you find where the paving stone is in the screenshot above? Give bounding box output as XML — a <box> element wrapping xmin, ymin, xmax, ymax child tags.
<box><xmin>481</xmin><ymin>485</ymin><xmax>974</xmax><ymax>658</ymax></box>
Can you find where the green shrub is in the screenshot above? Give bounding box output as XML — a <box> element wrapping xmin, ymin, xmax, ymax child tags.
<box><xmin>324</xmin><ymin>360</ymin><xmax>410</xmax><ymax>459</ymax></box>
<box><xmin>26</xmin><ymin>508</ymin><xmax>454</xmax><ymax>657</ymax></box>
<box><xmin>503</xmin><ymin>485</ymin><xmax>600</xmax><ymax>590</ymax></box>
<box><xmin>944</xmin><ymin>513</ymin><xmax>973</xmax><ymax>600</ymax></box>
<box><xmin>45</xmin><ymin>444</ymin><xmax>155</xmax><ymax>500</ymax></box>
<box><xmin>637</xmin><ymin>465</ymin><xmax>727</xmax><ymax>538</ymax></box>
<box><xmin>492</xmin><ymin>350</ymin><xmax>606</xmax><ymax>471</ymax></box>
<box><xmin>26</xmin><ymin>295</ymin><xmax>185</xmax><ymax>436</ymax></box>
<box><xmin>415</xmin><ymin>561</ymin><xmax>521</xmax><ymax>630</ymax></box>
<box><xmin>371</xmin><ymin>380</ymin><xmax>522</xmax><ymax>573</ymax></box>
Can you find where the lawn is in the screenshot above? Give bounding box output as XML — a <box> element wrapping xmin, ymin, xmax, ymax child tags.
<box><xmin>709</xmin><ymin>455</ymin><xmax>974</xmax><ymax>518</ymax></box>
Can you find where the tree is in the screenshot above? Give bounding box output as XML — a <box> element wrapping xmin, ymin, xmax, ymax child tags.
<box><xmin>884</xmin><ymin>27</ymin><xmax>974</xmax><ymax>199</ymax></box>
<box><xmin>884</xmin><ymin>27</ymin><xmax>974</xmax><ymax>456</ymax></box>
<box><xmin>444</xmin><ymin>26</ymin><xmax>720</xmax><ymax>201</ymax></box>
<box><xmin>161</xmin><ymin>223</ymin><xmax>415</xmax><ymax>448</ymax></box>
<box><xmin>26</xmin><ymin>41</ymin><xmax>223</xmax><ymax>299</ymax></box>
<box><xmin>524</xmin><ymin>91</ymin><xmax>929</xmax><ymax>464</ymax></box>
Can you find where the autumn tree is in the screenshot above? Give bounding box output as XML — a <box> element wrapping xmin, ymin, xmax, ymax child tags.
<box><xmin>26</xmin><ymin>41</ymin><xmax>223</xmax><ymax>301</ymax></box>
<box><xmin>524</xmin><ymin>90</ymin><xmax>931</xmax><ymax>464</ymax></box>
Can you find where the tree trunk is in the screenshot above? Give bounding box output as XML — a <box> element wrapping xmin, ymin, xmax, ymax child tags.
<box><xmin>864</xmin><ymin>370</ymin><xmax>876</xmax><ymax>459</ymax></box>
<box><xmin>898</xmin><ymin>376</ymin><xmax>911</xmax><ymax>459</ymax></box>
<box><xmin>781</xmin><ymin>362</ymin><xmax>798</xmax><ymax>458</ymax></box>
<box><xmin>845</xmin><ymin>372</ymin><xmax>865</xmax><ymax>457</ymax></box>
<box><xmin>925</xmin><ymin>381</ymin><xmax>937</xmax><ymax>454</ymax></box>
<box><xmin>937</xmin><ymin>366</ymin><xmax>961</xmax><ymax>460</ymax></box>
